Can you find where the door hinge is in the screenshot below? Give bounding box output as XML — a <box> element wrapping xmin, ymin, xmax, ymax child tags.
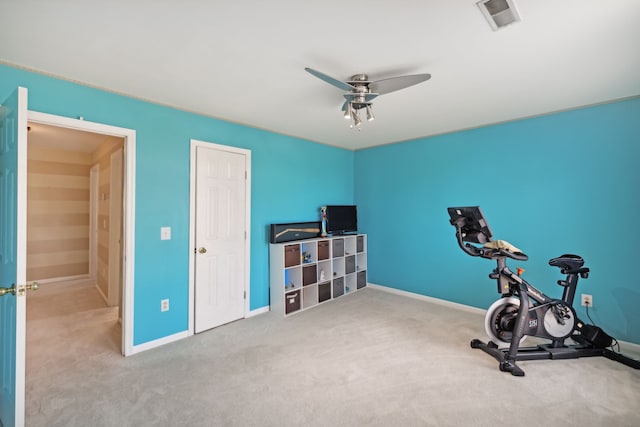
<box><xmin>244</xmin><ymin>291</ymin><xmax>247</xmax><ymax>300</ymax></box>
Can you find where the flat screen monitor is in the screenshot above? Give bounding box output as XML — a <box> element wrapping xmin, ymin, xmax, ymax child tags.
<box><xmin>325</xmin><ymin>205</ymin><xmax>358</xmax><ymax>235</ymax></box>
<box><xmin>447</xmin><ymin>206</ymin><xmax>493</xmax><ymax>244</ymax></box>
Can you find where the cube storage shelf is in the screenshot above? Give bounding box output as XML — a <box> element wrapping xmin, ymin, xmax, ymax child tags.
<box><xmin>270</xmin><ymin>234</ymin><xmax>367</xmax><ymax>316</ymax></box>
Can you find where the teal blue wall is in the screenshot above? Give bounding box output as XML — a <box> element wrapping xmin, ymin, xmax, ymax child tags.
<box><xmin>355</xmin><ymin>97</ymin><xmax>640</xmax><ymax>344</ymax></box>
<box><xmin>0</xmin><ymin>63</ymin><xmax>354</xmax><ymax>346</ymax></box>
<box><xmin>5</xmin><ymin>62</ymin><xmax>638</xmax><ymax>346</ymax></box>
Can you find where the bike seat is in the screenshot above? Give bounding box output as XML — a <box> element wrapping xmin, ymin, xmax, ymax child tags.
<box><xmin>548</xmin><ymin>254</ymin><xmax>584</xmax><ymax>273</ymax></box>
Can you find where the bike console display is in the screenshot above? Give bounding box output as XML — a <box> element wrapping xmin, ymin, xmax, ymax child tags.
<box><xmin>447</xmin><ymin>206</ymin><xmax>493</xmax><ymax>244</ymax></box>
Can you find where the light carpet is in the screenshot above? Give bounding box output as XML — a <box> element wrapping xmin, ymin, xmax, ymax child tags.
<box><xmin>26</xmin><ymin>281</ymin><xmax>640</xmax><ymax>426</ymax></box>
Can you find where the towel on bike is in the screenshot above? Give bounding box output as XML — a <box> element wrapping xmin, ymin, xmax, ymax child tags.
<box><xmin>483</xmin><ymin>240</ymin><xmax>522</xmax><ymax>254</ymax></box>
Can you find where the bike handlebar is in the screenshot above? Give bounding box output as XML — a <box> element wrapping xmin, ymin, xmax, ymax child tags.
<box><xmin>501</xmin><ymin>249</ymin><xmax>529</xmax><ymax>261</ymax></box>
<box><xmin>455</xmin><ymin>229</ymin><xmax>528</xmax><ymax>261</ymax></box>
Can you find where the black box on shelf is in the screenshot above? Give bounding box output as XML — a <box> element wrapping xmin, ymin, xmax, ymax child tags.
<box><xmin>345</xmin><ymin>255</ymin><xmax>356</xmax><ymax>274</ymax></box>
<box><xmin>357</xmin><ymin>271</ymin><xmax>367</xmax><ymax>289</ymax></box>
<box><xmin>318</xmin><ymin>240</ymin><xmax>330</xmax><ymax>260</ymax></box>
<box><xmin>319</xmin><ymin>282</ymin><xmax>331</xmax><ymax>302</ymax></box>
<box><xmin>333</xmin><ymin>277</ymin><xmax>344</xmax><ymax>298</ymax></box>
<box><xmin>303</xmin><ymin>264</ymin><xmax>317</xmax><ymax>286</ymax></box>
<box><xmin>332</xmin><ymin>239</ymin><xmax>344</xmax><ymax>258</ymax></box>
<box><xmin>285</xmin><ymin>290</ymin><xmax>301</xmax><ymax>314</ymax></box>
<box><xmin>284</xmin><ymin>244</ymin><xmax>300</xmax><ymax>268</ymax></box>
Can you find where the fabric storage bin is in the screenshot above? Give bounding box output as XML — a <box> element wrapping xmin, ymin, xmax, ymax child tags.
<box><xmin>285</xmin><ymin>290</ymin><xmax>301</xmax><ymax>314</ymax></box>
<box><xmin>284</xmin><ymin>244</ymin><xmax>301</xmax><ymax>268</ymax></box>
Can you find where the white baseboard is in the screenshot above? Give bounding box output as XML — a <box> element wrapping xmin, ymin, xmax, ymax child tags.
<box><xmin>248</xmin><ymin>306</ymin><xmax>269</xmax><ymax>317</ymax></box>
<box><xmin>618</xmin><ymin>339</ymin><xmax>640</xmax><ymax>355</ymax></box>
<box><xmin>129</xmin><ymin>330</ymin><xmax>190</xmax><ymax>355</ymax></box>
<box><xmin>367</xmin><ymin>283</ymin><xmax>486</xmax><ymax>315</ymax></box>
<box><xmin>125</xmin><ymin>284</ymin><xmax>640</xmax><ymax>357</ymax></box>
<box><xmin>128</xmin><ymin>308</ymin><xmax>269</xmax><ymax>356</ymax></box>
<box><xmin>367</xmin><ymin>283</ymin><xmax>640</xmax><ymax>352</ymax></box>
<box><xmin>31</xmin><ymin>274</ymin><xmax>91</xmax><ymax>284</ymax></box>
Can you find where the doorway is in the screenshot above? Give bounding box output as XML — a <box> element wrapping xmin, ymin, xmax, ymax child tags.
<box><xmin>26</xmin><ymin>110</ymin><xmax>136</xmax><ymax>355</ymax></box>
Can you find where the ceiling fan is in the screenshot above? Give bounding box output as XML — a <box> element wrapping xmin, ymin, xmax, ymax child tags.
<box><xmin>305</xmin><ymin>67</ymin><xmax>431</xmax><ymax>129</ymax></box>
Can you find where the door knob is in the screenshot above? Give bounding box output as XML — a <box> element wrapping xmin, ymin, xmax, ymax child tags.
<box><xmin>0</xmin><ymin>282</ymin><xmax>40</xmax><ymax>297</ymax></box>
<box><xmin>198</xmin><ymin>247</ymin><xmax>207</xmax><ymax>254</ymax></box>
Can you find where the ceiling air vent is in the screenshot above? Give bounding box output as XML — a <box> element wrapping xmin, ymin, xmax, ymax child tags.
<box><xmin>477</xmin><ymin>0</ymin><xmax>521</xmax><ymax>31</ymax></box>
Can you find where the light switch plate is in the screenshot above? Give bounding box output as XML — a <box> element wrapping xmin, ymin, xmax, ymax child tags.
<box><xmin>161</xmin><ymin>227</ymin><xmax>171</xmax><ymax>240</ymax></box>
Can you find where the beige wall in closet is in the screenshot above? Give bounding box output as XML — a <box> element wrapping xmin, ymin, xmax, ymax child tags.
<box><xmin>27</xmin><ymin>145</ymin><xmax>92</xmax><ymax>281</ymax></box>
<box><xmin>26</xmin><ymin>136</ymin><xmax>124</xmax><ymax>306</ymax></box>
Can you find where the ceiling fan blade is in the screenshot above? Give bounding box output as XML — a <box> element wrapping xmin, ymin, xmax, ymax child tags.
<box><xmin>369</xmin><ymin>73</ymin><xmax>431</xmax><ymax>95</ymax></box>
<box><xmin>305</xmin><ymin>68</ymin><xmax>355</xmax><ymax>92</ymax></box>
<box><xmin>343</xmin><ymin>93</ymin><xmax>379</xmax><ymax>102</ymax></box>
<box><xmin>365</xmin><ymin>93</ymin><xmax>379</xmax><ymax>102</ymax></box>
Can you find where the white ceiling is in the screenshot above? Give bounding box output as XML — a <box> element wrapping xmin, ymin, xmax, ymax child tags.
<box><xmin>2</xmin><ymin>0</ymin><xmax>639</xmax><ymax>150</ymax></box>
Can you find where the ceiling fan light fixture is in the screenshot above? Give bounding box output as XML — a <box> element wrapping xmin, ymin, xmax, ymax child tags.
<box><xmin>477</xmin><ymin>0</ymin><xmax>521</xmax><ymax>31</ymax></box>
<box><xmin>344</xmin><ymin>102</ymin><xmax>352</xmax><ymax>119</ymax></box>
<box><xmin>365</xmin><ymin>104</ymin><xmax>375</xmax><ymax>121</ymax></box>
<box><xmin>352</xmin><ymin>110</ymin><xmax>361</xmax><ymax>127</ymax></box>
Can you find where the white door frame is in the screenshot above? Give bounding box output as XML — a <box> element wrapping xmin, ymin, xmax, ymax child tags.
<box><xmin>188</xmin><ymin>139</ymin><xmax>251</xmax><ymax>335</ymax></box>
<box><xmin>89</xmin><ymin>164</ymin><xmax>99</xmax><ymax>282</ymax></box>
<box><xmin>108</xmin><ymin>148</ymin><xmax>123</xmax><ymax>308</ymax></box>
<box><xmin>27</xmin><ymin>110</ymin><xmax>136</xmax><ymax>356</ymax></box>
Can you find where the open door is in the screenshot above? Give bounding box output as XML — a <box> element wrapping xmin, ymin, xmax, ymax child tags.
<box><xmin>0</xmin><ymin>87</ymin><xmax>33</xmax><ymax>427</ymax></box>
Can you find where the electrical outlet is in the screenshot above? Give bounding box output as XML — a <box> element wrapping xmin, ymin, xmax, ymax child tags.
<box><xmin>581</xmin><ymin>294</ymin><xmax>593</xmax><ymax>307</ymax></box>
<box><xmin>161</xmin><ymin>299</ymin><xmax>169</xmax><ymax>312</ymax></box>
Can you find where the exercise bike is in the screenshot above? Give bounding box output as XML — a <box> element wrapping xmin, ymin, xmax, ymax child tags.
<box><xmin>447</xmin><ymin>206</ymin><xmax>640</xmax><ymax>376</ymax></box>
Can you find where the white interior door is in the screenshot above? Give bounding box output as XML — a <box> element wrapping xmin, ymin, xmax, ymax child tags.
<box><xmin>194</xmin><ymin>144</ymin><xmax>248</xmax><ymax>333</ymax></box>
<box><xmin>0</xmin><ymin>87</ymin><xmax>28</xmax><ymax>427</ymax></box>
